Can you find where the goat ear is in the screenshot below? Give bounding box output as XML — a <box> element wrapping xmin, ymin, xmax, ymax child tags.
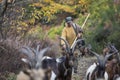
<box><xmin>21</xmin><ymin>58</ymin><xmax>29</xmax><ymax>64</ymax></box>
<box><xmin>22</xmin><ymin>69</ymin><xmax>31</xmax><ymax>76</ymax></box>
<box><xmin>95</xmin><ymin>62</ymin><xmax>99</xmax><ymax>66</ymax></box>
<box><xmin>44</xmin><ymin>67</ymin><xmax>52</xmax><ymax>73</ymax></box>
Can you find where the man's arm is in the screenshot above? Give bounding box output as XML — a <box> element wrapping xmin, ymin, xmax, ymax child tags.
<box><xmin>61</xmin><ymin>28</ymin><xmax>67</xmax><ymax>46</ymax></box>
<box><xmin>76</xmin><ymin>24</ymin><xmax>83</xmax><ymax>38</ymax></box>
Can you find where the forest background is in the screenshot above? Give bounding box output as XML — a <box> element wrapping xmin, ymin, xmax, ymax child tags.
<box><xmin>0</xmin><ymin>0</ymin><xmax>120</xmax><ymax>79</ymax></box>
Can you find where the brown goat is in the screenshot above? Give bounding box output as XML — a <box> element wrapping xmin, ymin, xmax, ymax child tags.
<box><xmin>104</xmin><ymin>44</ymin><xmax>120</xmax><ymax>80</ymax></box>
<box><xmin>103</xmin><ymin>44</ymin><xmax>118</xmax><ymax>57</ymax></box>
<box><xmin>105</xmin><ymin>56</ymin><xmax>120</xmax><ymax>80</ymax></box>
<box><xmin>105</xmin><ymin>59</ymin><xmax>118</xmax><ymax>80</ymax></box>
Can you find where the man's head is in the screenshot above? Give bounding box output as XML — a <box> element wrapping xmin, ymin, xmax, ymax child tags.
<box><xmin>65</xmin><ymin>17</ymin><xmax>73</xmax><ymax>23</ymax></box>
<box><xmin>65</xmin><ymin>17</ymin><xmax>73</xmax><ymax>27</ymax></box>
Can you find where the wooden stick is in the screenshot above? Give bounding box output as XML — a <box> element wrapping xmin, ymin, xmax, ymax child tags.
<box><xmin>70</xmin><ymin>13</ymin><xmax>90</xmax><ymax>49</ymax></box>
<box><xmin>81</xmin><ymin>13</ymin><xmax>90</xmax><ymax>29</ymax></box>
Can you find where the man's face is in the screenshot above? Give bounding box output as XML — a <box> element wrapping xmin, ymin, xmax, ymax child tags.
<box><xmin>66</xmin><ymin>22</ymin><xmax>72</xmax><ymax>27</ymax></box>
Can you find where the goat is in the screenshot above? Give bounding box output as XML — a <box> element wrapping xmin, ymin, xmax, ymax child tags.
<box><xmin>74</xmin><ymin>39</ymin><xmax>92</xmax><ymax>57</ymax></box>
<box><xmin>105</xmin><ymin>46</ymin><xmax>120</xmax><ymax>80</ymax></box>
<box><xmin>105</xmin><ymin>58</ymin><xmax>118</xmax><ymax>80</ymax></box>
<box><xmin>106</xmin><ymin>58</ymin><xmax>120</xmax><ymax>80</ymax></box>
<box><xmin>39</xmin><ymin>38</ymin><xmax>91</xmax><ymax>80</ymax></box>
<box><xmin>41</xmin><ymin>56</ymin><xmax>59</xmax><ymax>80</ymax></box>
<box><xmin>55</xmin><ymin>37</ymin><xmax>84</xmax><ymax>80</ymax></box>
<box><xmin>17</xmin><ymin>45</ymin><xmax>55</xmax><ymax>80</ymax></box>
<box><xmin>19</xmin><ymin>45</ymin><xmax>49</xmax><ymax>69</ymax></box>
<box><xmin>86</xmin><ymin>51</ymin><xmax>114</xmax><ymax>80</ymax></box>
<box><xmin>113</xmin><ymin>74</ymin><xmax>120</xmax><ymax>80</ymax></box>
<box><xmin>33</xmin><ymin>38</ymin><xmax>83</xmax><ymax>80</ymax></box>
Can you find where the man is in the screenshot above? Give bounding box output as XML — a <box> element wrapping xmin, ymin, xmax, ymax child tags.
<box><xmin>61</xmin><ymin>16</ymin><xmax>83</xmax><ymax>48</ymax></box>
<box><xmin>61</xmin><ymin>16</ymin><xmax>84</xmax><ymax>73</ymax></box>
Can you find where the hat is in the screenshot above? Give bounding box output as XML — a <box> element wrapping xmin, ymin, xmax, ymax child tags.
<box><xmin>65</xmin><ymin>17</ymin><xmax>73</xmax><ymax>23</ymax></box>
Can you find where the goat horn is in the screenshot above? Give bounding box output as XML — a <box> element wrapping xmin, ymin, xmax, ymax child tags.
<box><xmin>29</xmin><ymin>45</ymin><xmax>41</xmax><ymax>57</ymax></box>
<box><xmin>36</xmin><ymin>45</ymin><xmax>40</xmax><ymax>55</ymax></box>
<box><xmin>36</xmin><ymin>47</ymin><xmax>50</xmax><ymax>68</ymax></box>
<box><xmin>90</xmin><ymin>50</ymin><xmax>101</xmax><ymax>63</ymax></box>
<box><xmin>104</xmin><ymin>53</ymin><xmax>114</xmax><ymax>63</ymax></box>
<box><xmin>90</xmin><ymin>50</ymin><xmax>100</xmax><ymax>58</ymax></box>
<box><xmin>112</xmin><ymin>45</ymin><xmax>118</xmax><ymax>53</ymax></box>
<box><xmin>59</xmin><ymin>37</ymin><xmax>70</xmax><ymax>53</ymax></box>
<box><xmin>20</xmin><ymin>46</ymin><xmax>34</xmax><ymax>59</ymax></box>
<box><xmin>110</xmin><ymin>45</ymin><xmax>120</xmax><ymax>62</ymax></box>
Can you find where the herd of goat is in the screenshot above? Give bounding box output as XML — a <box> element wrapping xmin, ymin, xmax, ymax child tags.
<box><xmin>16</xmin><ymin>38</ymin><xmax>120</xmax><ymax>80</ymax></box>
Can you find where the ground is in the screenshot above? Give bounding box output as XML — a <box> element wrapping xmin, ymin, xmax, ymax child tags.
<box><xmin>72</xmin><ymin>56</ymin><xmax>97</xmax><ymax>80</ymax></box>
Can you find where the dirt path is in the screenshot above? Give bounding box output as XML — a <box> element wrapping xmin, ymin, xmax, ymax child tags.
<box><xmin>72</xmin><ymin>56</ymin><xmax>97</xmax><ymax>80</ymax></box>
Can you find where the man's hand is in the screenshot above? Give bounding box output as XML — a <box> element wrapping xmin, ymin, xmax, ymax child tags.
<box><xmin>77</xmin><ymin>33</ymin><xmax>82</xmax><ymax>38</ymax></box>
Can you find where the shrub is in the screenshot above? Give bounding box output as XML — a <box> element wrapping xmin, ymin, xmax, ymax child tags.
<box><xmin>48</xmin><ymin>25</ymin><xmax>64</xmax><ymax>39</ymax></box>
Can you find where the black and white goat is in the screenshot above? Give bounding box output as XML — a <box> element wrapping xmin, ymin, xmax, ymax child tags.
<box><xmin>33</xmin><ymin>37</ymin><xmax>83</xmax><ymax>80</ymax></box>
<box><xmin>35</xmin><ymin>38</ymin><xmax>83</xmax><ymax>80</ymax></box>
<box><xmin>86</xmin><ymin>51</ymin><xmax>114</xmax><ymax>80</ymax></box>
<box><xmin>56</xmin><ymin>37</ymin><xmax>84</xmax><ymax>80</ymax></box>
<box><xmin>20</xmin><ymin>45</ymin><xmax>49</xmax><ymax>69</ymax></box>
<box><xmin>17</xmin><ymin>45</ymin><xmax>57</xmax><ymax>80</ymax></box>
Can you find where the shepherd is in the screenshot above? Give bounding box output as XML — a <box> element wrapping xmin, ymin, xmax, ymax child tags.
<box><xmin>60</xmin><ymin>14</ymin><xmax>90</xmax><ymax>73</ymax></box>
<box><xmin>61</xmin><ymin>16</ymin><xmax>84</xmax><ymax>73</ymax></box>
